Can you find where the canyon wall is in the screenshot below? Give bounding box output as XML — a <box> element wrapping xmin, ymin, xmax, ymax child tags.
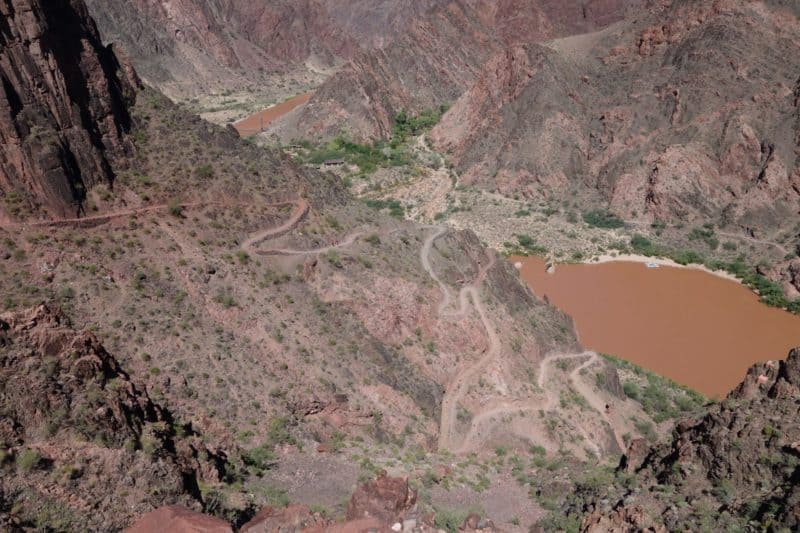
<box><xmin>0</xmin><ymin>0</ymin><xmax>139</xmax><ymax>219</ymax></box>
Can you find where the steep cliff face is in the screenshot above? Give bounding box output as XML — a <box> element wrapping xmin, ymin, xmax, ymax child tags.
<box><xmin>274</xmin><ymin>0</ymin><xmax>641</xmax><ymax>141</ymax></box>
<box><xmin>0</xmin><ymin>0</ymin><xmax>139</xmax><ymax>220</ymax></box>
<box><xmin>432</xmin><ymin>0</ymin><xmax>800</xmax><ymax>227</ymax></box>
<box><xmin>84</xmin><ymin>0</ymin><xmax>349</xmax><ymax>94</ymax></box>
<box><xmin>83</xmin><ymin>0</ymin><xmax>443</xmax><ymax>98</ymax></box>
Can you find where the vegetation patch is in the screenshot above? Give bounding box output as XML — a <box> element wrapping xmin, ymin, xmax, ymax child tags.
<box><xmin>503</xmin><ymin>234</ymin><xmax>548</xmax><ymax>256</ymax></box>
<box><xmin>582</xmin><ymin>209</ymin><xmax>625</xmax><ymax>229</ymax></box>
<box><xmin>291</xmin><ymin>107</ymin><xmax>447</xmax><ymax>177</ymax></box>
<box><xmin>364</xmin><ymin>198</ymin><xmax>405</xmax><ymax>218</ymax></box>
<box><xmin>391</xmin><ymin>106</ymin><xmax>449</xmax><ymax>144</ymax></box>
<box><xmin>602</xmin><ymin>354</ymin><xmax>707</xmax><ymax>420</ymax></box>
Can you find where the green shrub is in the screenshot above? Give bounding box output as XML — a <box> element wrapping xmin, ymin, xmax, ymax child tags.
<box><xmin>263</xmin><ymin>486</ymin><xmax>290</xmax><ymax>507</ymax></box>
<box><xmin>16</xmin><ymin>448</ymin><xmax>42</xmax><ymax>471</ymax></box>
<box><xmin>392</xmin><ymin>106</ymin><xmax>448</xmax><ymax>142</ymax></box>
<box><xmin>241</xmin><ymin>443</ymin><xmax>276</xmax><ymax>475</ymax></box>
<box><xmin>622</xmin><ymin>382</ymin><xmax>640</xmax><ymax>400</ymax></box>
<box><xmin>364</xmin><ymin>198</ymin><xmax>405</xmax><ymax>218</ymax></box>
<box><xmin>539</xmin><ymin>511</ymin><xmax>581</xmax><ymax>533</ymax></box>
<box><xmin>195</xmin><ymin>164</ymin><xmax>214</xmax><ymax>179</ymax></box>
<box><xmin>167</xmin><ymin>198</ymin><xmax>183</xmax><ymax>217</ymax></box>
<box><xmin>434</xmin><ymin>508</ymin><xmax>470</xmax><ymax>533</ymax></box>
<box><xmin>582</xmin><ymin>209</ymin><xmax>624</xmax><ymax>229</ymax></box>
<box><xmin>689</xmin><ymin>226</ymin><xmax>718</xmax><ymax>249</ymax></box>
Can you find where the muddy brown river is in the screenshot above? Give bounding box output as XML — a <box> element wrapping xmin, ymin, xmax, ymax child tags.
<box><xmin>513</xmin><ymin>256</ymin><xmax>800</xmax><ymax>397</ymax></box>
<box><xmin>233</xmin><ymin>92</ymin><xmax>313</xmax><ymax>136</ymax></box>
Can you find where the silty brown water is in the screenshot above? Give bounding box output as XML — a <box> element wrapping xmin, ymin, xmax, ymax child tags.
<box><xmin>513</xmin><ymin>256</ymin><xmax>800</xmax><ymax>397</ymax></box>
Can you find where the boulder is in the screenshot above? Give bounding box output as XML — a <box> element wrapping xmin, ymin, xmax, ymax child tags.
<box><xmin>346</xmin><ymin>471</ymin><xmax>417</xmax><ymax>524</ymax></box>
<box><xmin>240</xmin><ymin>504</ymin><xmax>327</xmax><ymax>532</ymax></box>
<box><xmin>124</xmin><ymin>505</ymin><xmax>232</xmax><ymax>533</ymax></box>
<box><xmin>618</xmin><ymin>438</ymin><xmax>649</xmax><ymax>473</ymax></box>
<box><xmin>580</xmin><ymin>504</ymin><xmax>667</xmax><ymax>533</ymax></box>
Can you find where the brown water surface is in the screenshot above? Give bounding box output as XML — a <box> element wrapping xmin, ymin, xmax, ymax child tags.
<box><xmin>233</xmin><ymin>92</ymin><xmax>313</xmax><ymax>136</ymax></box>
<box><xmin>513</xmin><ymin>256</ymin><xmax>800</xmax><ymax>397</ymax></box>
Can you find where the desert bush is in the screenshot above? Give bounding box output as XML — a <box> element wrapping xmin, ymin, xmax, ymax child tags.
<box><xmin>16</xmin><ymin>448</ymin><xmax>42</xmax><ymax>471</ymax></box>
<box><xmin>582</xmin><ymin>209</ymin><xmax>624</xmax><ymax>229</ymax></box>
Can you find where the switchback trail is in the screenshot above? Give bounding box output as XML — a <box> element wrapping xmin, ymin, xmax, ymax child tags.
<box><xmin>252</xmin><ymin>230</ymin><xmax>364</xmax><ymax>256</ymax></box>
<box><xmin>240</xmin><ymin>198</ymin><xmax>309</xmax><ymax>252</ymax></box>
<box><xmin>538</xmin><ymin>351</ymin><xmax>625</xmax><ymax>452</ymax></box>
<box><xmin>419</xmin><ymin>226</ymin><xmax>501</xmax><ymax>452</ymax></box>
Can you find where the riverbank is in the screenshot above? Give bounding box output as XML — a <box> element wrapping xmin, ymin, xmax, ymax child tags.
<box><xmin>587</xmin><ymin>253</ymin><xmax>742</xmax><ymax>283</ymax></box>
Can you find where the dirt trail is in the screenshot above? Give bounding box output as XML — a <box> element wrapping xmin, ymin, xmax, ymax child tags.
<box><xmin>419</xmin><ymin>227</ymin><xmax>501</xmax><ymax>451</ymax></box>
<box><xmin>627</xmin><ymin>220</ymin><xmax>790</xmax><ymax>255</ymax></box>
<box><xmin>715</xmin><ymin>229</ymin><xmax>790</xmax><ymax>255</ymax></box>
<box><xmin>252</xmin><ymin>230</ymin><xmax>364</xmax><ymax>256</ymax></box>
<box><xmin>422</xmin><ymin>226</ymin><xmax>626</xmax><ymax>455</ymax></box>
<box><xmin>538</xmin><ymin>351</ymin><xmax>625</xmax><ymax>452</ymax></box>
<box><xmin>5</xmin><ymin>198</ymin><xmax>308</xmax><ymax>232</ymax></box>
<box><xmin>240</xmin><ymin>198</ymin><xmax>310</xmax><ymax>252</ymax></box>
<box><xmin>457</xmin><ymin>351</ymin><xmax>624</xmax><ymax>457</ymax></box>
<box><xmin>7</xmin><ymin>201</ymin><xmax>247</xmax><ymax>229</ymax></box>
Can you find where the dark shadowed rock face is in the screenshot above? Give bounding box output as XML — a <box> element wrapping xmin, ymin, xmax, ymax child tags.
<box><xmin>0</xmin><ymin>0</ymin><xmax>139</xmax><ymax>220</ymax></box>
<box><xmin>592</xmin><ymin>347</ymin><xmax>800</xmax><ymax>531</ymax></box>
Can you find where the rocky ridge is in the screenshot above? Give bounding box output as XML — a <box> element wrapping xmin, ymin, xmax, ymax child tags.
<box><xmin>0</xmin><ymin>304</ymin><xmax>227</xmax><ymax>531</ymax></box>
<box><xmin>83</xmin><ymin>0</ymin><xmax>446</xmax><ymax>99</ymax></box>
<box><xmin>431</xmin><ymin>0</ymin><xmax>800</xmax><ymax>228</ymax></box>
<box><xmin>581</xmin><ymin>347</ymin><xmax>800</xmax><ymax>532</ymax></box>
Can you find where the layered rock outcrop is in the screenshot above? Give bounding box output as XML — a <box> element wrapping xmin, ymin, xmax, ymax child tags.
<box><xmin>125</xmin><ymin>505</ymin><xmax>233</xmax><ymax>533</ymax></box>
<box><xmin>83</xmin><ymin>0</ymin><xmax>446</xmax><ymax>98</ymax></box>
<box><xmin>345</xmin><ymin>470</ymin><xmax>417</xmax><ymax>524</ymax></box>
<box><xmin>0</xmin><ymin>0</ymin><xmax>139</xmax><ymax>220</ymax></box>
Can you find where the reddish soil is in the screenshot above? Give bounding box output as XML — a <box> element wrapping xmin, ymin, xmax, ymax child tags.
<box><xmin>234</xmin><ymin>92</ymin><xmax>313</xmax><ymax>136</ymax></box>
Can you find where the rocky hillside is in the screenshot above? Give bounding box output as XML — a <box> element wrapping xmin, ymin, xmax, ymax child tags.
<box><xmin>269</xmin><ymin>0</ymin><xmax>642</xmax><ymax>140</ymax></box>
<box><xmin>0</xmin><ymin>304</ymin><xmax>226</xmax><ymax>531</ymax></box>
<box><xmin>82</xmin><ymin>0</ymin><xmax>446</xmax><ymax>100</ymax></box>
<box><xmin>432</xmin><ymin>0</ymin><xmax>800</xmax><ymax>230</ymax></box>
<box><xmin>581</xmin><ymin>347</ymin><xmax>800</xmax><ymax>532</ymax></box>
<box><xmin>0</xmin><ymin>0</ymin><xmax>675</xmax><ymax>529</ymax></box>
<box><xmin>0</xmin><ymin>0</ymin><xmax>139</xmax><ymax>220</ymax></box>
